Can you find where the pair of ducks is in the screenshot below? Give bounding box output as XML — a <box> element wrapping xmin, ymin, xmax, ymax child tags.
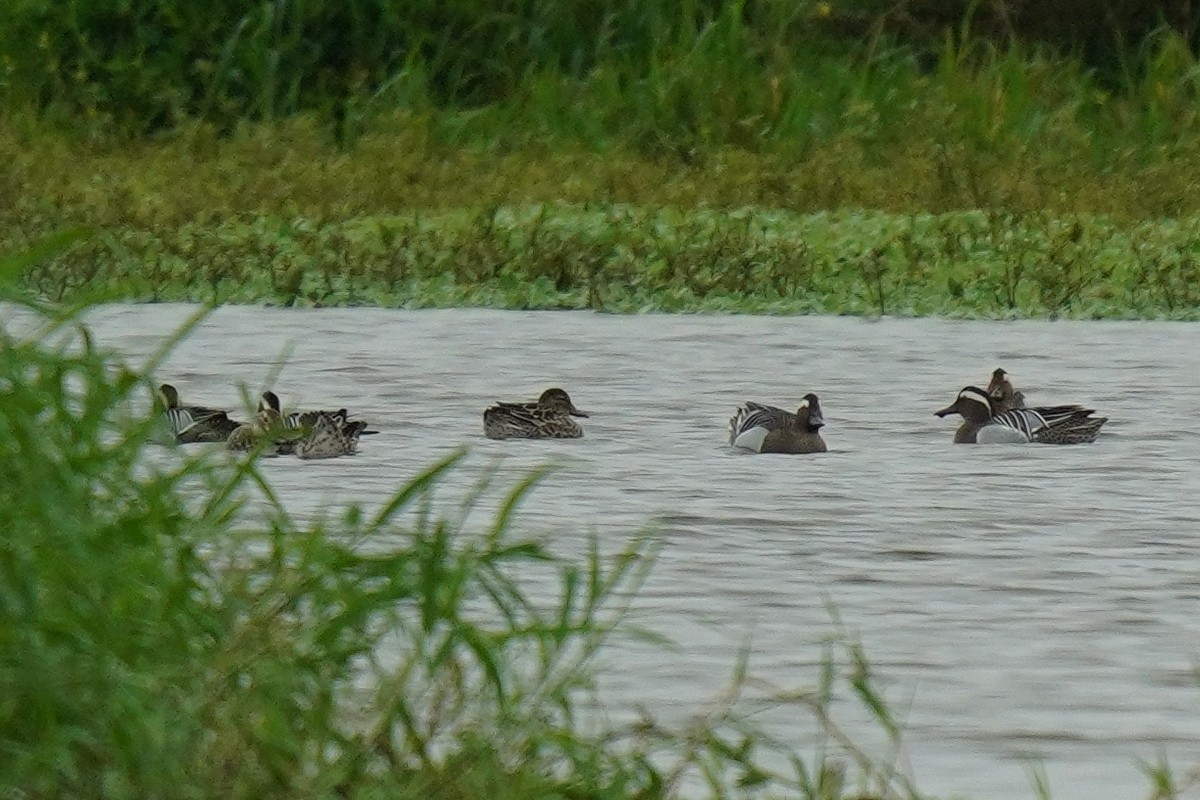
<box><xmin>726</xmin><ymin>368</ymin><xmax>1106</xmax><ymax>453</ymax></box>
<box><xmin>488</xmin><ymin>368</ymin><xmax>1106</xmax><ymax>455</ymax></box>
<box><xmin>482</xmin><ymin>386</ymin><xmax>829</xmax><ymax>453</ymax></box>
<box><xmin>157</xmin><ymin>384</ymin><xmax>373</xmax><ymax>458</ymax></box>
<box><xmin>936</xmin><ymin>368</ymin><xmax>1108</xmax><ymax>445</ymax></box>
<box><xmin>726</xmin><ymin>367</ymin><xmax>1106</xmax><ymax>453</ymax></box>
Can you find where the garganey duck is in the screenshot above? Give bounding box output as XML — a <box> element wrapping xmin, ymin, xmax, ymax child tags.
<box><xmin>728</xmin><ymin>393</ymin><xmax>827</xmax><ymax>454</ymax></box>
<box><xmin>226</xmin><ymin>403</ymin><xmax>297</xmax><ymax>454</ymax></box>
<box><xmin>257</xmin><ymin>391</ymin><xmax>373</xmax><ymax>458</ymax></box>
<box><xmin>259</xmin><ymin>390</ymin><xmax>374</xmax><ymax>434</ymax></box>
<box><xmin>935</xmin><ymin>386</ymin><xmax>1107</xmax><ymax>444</ymax></box>
<box><xmin>292</xmin><ymin>411</ymin><xmax>368</xmax><ymax>459</ymax></box>
<box><xmin>985</xmin><ymin>368</ymin><xmax>1026</xmax><ymax>412</ymax></box>
<box><xmin>483</xmin><ymin>388</ymin><xmax>588</xmax><ymax>439</ymax></box>
<box><xmin>156</xmin><ymin>383</ymin><xmax>241</xmax><ymax>444</ymax></box>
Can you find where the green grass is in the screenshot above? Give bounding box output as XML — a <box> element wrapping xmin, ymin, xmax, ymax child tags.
<box><xmin>14</xmin><ymin>205</ymin><xmax>1200</xmax><ymax>318</ymax></box>
<box><xmin>0</xmin><ymin>234</ymin><xmax>939</xmax><ymax>799</ymax></box>
<box><xmin>5</xmin><ymin>6</ymin><xmax>1200</xmax><ymax>317</ymax></box>
<box><xmin>4</xmin><ymin>27</ymin><xmax>1200</xmax><ymax>319</ymax></box>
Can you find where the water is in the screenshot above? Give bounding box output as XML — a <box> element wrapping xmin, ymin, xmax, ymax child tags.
<box><xmin>72</xmin><ymin>305</ymin><xmax>1200</xmax><ymax>799</ymax></box>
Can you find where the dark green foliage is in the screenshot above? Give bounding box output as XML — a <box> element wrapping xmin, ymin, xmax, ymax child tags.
<box><xmin>0</xmin><ymin>0</ymin><xmax>805</xmax><ymax>131</ymax></box>
<box><xmin>5</xmin><ymin>0</ymin><xmax>1199</xmax><ymax>135</ymax></box>
<box><xmin>871</xmin><ymin>1</ymin><xmax>1200</xmax><ymax>69</ymax></box>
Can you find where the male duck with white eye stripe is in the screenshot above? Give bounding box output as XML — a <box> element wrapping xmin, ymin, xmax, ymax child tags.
<box><xmin>935</xmin><ymin>386</ymin><xmax>1107</xmax><ymax>444</ymax></box>
<box><xmin>156</xmin><ymin>383</ymin><xmax>241</xmax><ymax>444</ymax></box>
<box><xmin>728</xmin><ymin>393</ymin><xmax>827</xmax><ymax>454</ymax></box>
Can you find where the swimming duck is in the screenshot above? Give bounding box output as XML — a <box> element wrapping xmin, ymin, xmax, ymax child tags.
<box><xmin>259</xmin><ymin>390</ymin><xmax>374</xmax><ymax>432</ymax></box>
<box><xmin>483</xmin><ymin>388</ymin><xmax>588</xmax><ymax>439</ymax></box>
<box><xmin>255</xmin><ymin>392</ymin><xmax>374</xmax><ymax>457</ymax></box>
<box><xmin>260</xmin><ymin>390</ymin><xmax>376</xmax><ymax>443</ymax></box>
<box><xmin>292</xmin><ymin>411</ymin><xmax>369</xmax><ymax>459</ymax></box>
<box><xmin>728</xmin><ymin>393</ymin><xmax>828</xmax><ymax>454</ymax></box>
<box><xmin>226</xmin><ymin>403</ymin><xmax>297</xmax><ymax>454</ymax></box>
<box><xmin>935</xmin><ymin>386</ymin><xmax>1107</xmax><ymax>444</ymax></box>
<box><xmin>156</xmin><ymin>383</ymin><xmax>241</xmax><ymax>444</ymax></box>
<box><xmin>985</xmin><ymin>368</ymin><xmax>1026</xmax><ymax>412</ymax></box>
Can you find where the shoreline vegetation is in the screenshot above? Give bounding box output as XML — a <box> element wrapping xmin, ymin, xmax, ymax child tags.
<box><xmin>14</xmin><ymin>203</ymin><xmax>1200</xmax><ymax>317</ymax></box>
<box><xmin>4</xmin><ymin>3</ymin><xmax>1200</xmax><ymax>317</ymax></box>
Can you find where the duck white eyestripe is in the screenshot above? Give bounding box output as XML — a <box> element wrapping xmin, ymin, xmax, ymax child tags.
<box><xmin>960</xmin><ymin>391</ymin><xmax>992</xmax><ymax>414</ymax></box>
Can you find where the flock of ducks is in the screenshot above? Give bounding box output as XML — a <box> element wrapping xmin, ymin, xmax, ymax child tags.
<box><xmin>724</xmin><ymin>367</ymin><xmax>1107</xmax><ymax>454</ymax></box>
<box><xmin>934</xmin><ymin>368</ymin><xmax>1107</xmax><ymax>445</ymax></box>
<box><xmin>157</xmin><ymin>367</ymin><xmax>1108</xmax><ymax>459</ymax></box>
<box><xmin>157</xmin><ymin>385</ymin><xmax>376</xmax><ymax>458</ymax></box>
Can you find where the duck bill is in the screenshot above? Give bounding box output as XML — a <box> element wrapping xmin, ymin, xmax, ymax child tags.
<box><xmin>934</xmin><ymin>404</ymin><xmax>956</xmax><ymax>418</ymax></box>
<box><xmin>569</xmin><ymin>407</ymin><xmax>589</xmax><ymax>418</ymax></box>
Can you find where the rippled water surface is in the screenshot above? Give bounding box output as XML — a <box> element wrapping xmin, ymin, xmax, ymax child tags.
<box><xmin>75</xmin><ymin>305</ymin><xmax>1200</xmax><ymax>799</ymax></box>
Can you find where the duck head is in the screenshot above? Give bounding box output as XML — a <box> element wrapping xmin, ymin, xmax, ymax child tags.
<box><xmin>986</xmin><ymin>368</ymin><xmax>1013</xmax><ymax>403</ymax></box>
<box><xmin>796</xmin><ymin>393</ymin><xmax>825</xmax><ymax>432</ymax></box>
<box><xmin>935</xmin><ymin>386</ymin><xmax>994</xmax><ymax>423</ymax></box>
<box><xmin>539</xmin><ymin>387</ymin><xmax>588</xmax><ymax>418</ymax></box>
<box><xmin>157</xmin><ymin>383</ymin><xmax>181</xmax><ymax>410</ymax></box>
<box><xmin>260</xmin><ymin>390</ymin><xmax>283</xmax><ymax>414</ymax></box>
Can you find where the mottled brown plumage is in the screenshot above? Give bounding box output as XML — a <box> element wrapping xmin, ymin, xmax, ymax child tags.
<box><xmin>483</xmin><ymin>388</ymin><xmax>588</xmax><ymax>439</ymax></box>
<box><xmin>986</xmin><ymin>368</ymin><xmax>1026</xmax><ymax>413</ymax></box>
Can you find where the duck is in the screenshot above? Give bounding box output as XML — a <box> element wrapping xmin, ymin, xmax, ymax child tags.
<box><xmin>985</xmin><ymin>368</ymin><xmax>1026</xmax><ymax>412</ymax></box>
<box><xmin>483</xmin><ymin>388</ymin><xmax>588</xmax><ymax>439</ymax></box>
<box><xmin>259</xmin><ymin>390</ymin><xmax>375</xmax><ymax>434</ymax></box>
<box><xmin>292</xmin><ymin>411</ymin><xmax>369</xmax><ymax>459</ymax></box>
<box><xmin>728</xmin><ymin>393</ymin><xmax>828</xmax><ymax>454</ymax></box>
<box><xmin>226</xmin><ymin>403</ymin><xmax>297</xmax><ymax>454</ymax></box>
<box><xmin>156</xmin><ymin>383</ymin><xmax>241</xmax><ymax>444</ymax></box>
<box><xmin>935</xmin><ymin>386</ymin><xmax>1107</xmax><ymax>444</ymax></box>
<box><xmin>255</xmin><ymin>392</ymin><xmax>373</xmax><ymax>457</ymax></box>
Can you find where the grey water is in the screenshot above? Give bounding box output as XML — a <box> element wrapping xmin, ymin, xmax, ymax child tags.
<box><xmin>78</xmin><ymin>305</ymin><xmax>1200</xmax><ymax>799</ymax></box>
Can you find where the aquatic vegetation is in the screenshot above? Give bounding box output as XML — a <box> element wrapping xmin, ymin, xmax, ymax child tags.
<box><xmin>13</xmin><ymin>204</ymin><xmax>1200</xmax><ymax>319</ymax></box>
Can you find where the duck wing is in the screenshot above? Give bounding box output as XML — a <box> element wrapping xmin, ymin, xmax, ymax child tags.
<box><xmin>167</xmin><ymin>407</ymin><xmax>240</xmax><ymax>443</ymax></box>
<box><xmin>295</xmin><ymin>412</ymin><xmax>358</xmax><ymax>459</ymax></box>
<box><xmin>1030</xmin><ymin>406</ymin><xmax>1108</xmax><ymax>444</ymax></box>
<box><xmin>987</xmin><ymin>408</ymin><xmax>1050</xmax><ymax>441</ymax></box>
<box><xmin>729</xmin><ymin>402</ymin><xmax>793</xmax><ymax>449</ymax></box>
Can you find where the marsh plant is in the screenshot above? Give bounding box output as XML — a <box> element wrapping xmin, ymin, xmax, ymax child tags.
<box><xmin>1</xmin><ymin>237</ymin><xmax>934</xmax><ymax>799</ymax></box>
<box><xmin>15</xmin><ymin>207</ymin><xmax>1200</xmax><ymax>319</ymax></box>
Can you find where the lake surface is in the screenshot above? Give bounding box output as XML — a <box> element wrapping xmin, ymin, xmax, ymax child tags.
<box><xmin>76</xmin><ymin>305</ymin><xmax>1200</xmax><ymax>799</ymax></box>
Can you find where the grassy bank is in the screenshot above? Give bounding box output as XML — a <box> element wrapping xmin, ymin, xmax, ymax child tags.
<box><xmin>6</xmin><ymin>6</ymin><xmax>1200</xmax><ymax>317</ymax></box>
<box><xmin>7</xmin><ymin>26</ymin><xmax>1200</xmax><ymax>221</ymax></box>
<box><xmin>15</xmin><ymin>204</ymin><xmax>1200</xmax><ymax>318</ymax></box>
<box><xmin>1</xmin><ymin>241</ymin><xmax>932</xmax><ymax>799</ymax></box>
